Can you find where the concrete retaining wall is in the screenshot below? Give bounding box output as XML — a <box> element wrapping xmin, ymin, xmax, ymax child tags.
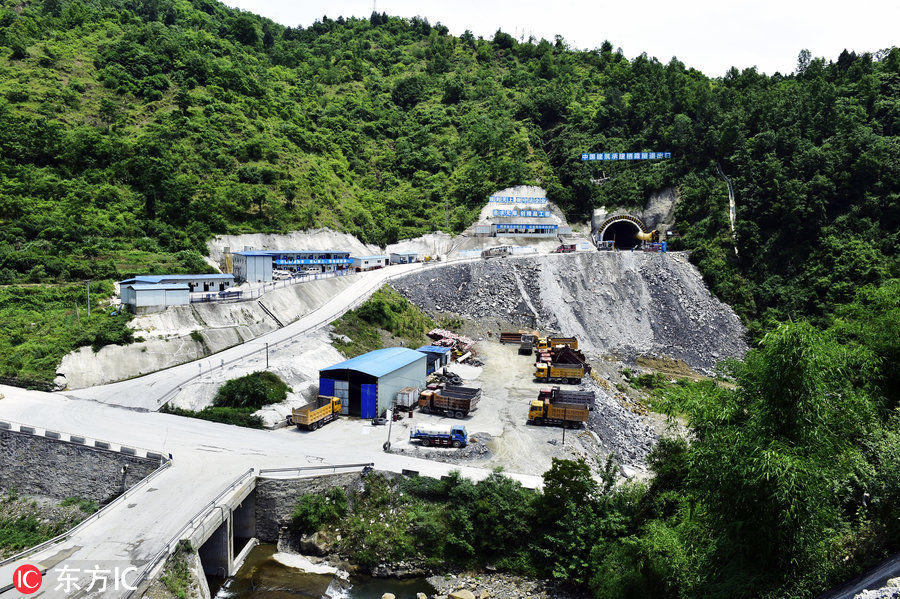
<box><xmin>57</xmin><ymin>274</ymin><xmax>359</xmax><ymax>389</ymax></box>
<box><xmin>0</xmin><ymin>430</ymin><xmax>160</xmax><ymax>504</ymax></box>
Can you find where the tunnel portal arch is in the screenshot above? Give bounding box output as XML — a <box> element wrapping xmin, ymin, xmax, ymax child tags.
<box><xmin>598</xmin><ymin>214</ymin><xmax>648</xmax><ymax>249</ymax></box>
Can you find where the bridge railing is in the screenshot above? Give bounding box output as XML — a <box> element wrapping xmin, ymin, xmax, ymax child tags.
<box><xmin>258</xmin><ymin>462</ymin><xmax>374</xmax><ymax>477</ymax></box>
<box><xmin>0</xmin><ymin>458</ymin><xmax>172</xmax><ymax>572</ymax></box>
<box><xmin>124</xmin><ymin>467</ymin><xmax>256</xmax><ymax>599</ymax></box>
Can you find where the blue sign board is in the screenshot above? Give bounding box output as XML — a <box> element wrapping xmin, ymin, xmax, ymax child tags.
<box><xmin>489</xmin><ymin>196</ymin><xmax>549</xmax><ymax>204</ymax></box>
<box><xmin>493</xmin><ymin>209</ymin><xmax>551</xmax><ymax>218</ymax></box>
<box><xmin>273</xmin><ymin>258</ymin><xmax>354</xmax><ymax>266</ymax></box>
<box><xmin>581</xmin><ymin>152</ymin><xmax>671</xmax><ymax>161</ymax></box>
<box><xmin>495</xmin><ymin>223</ymin><xmax>558</xmax><ymax>230</ymax></box>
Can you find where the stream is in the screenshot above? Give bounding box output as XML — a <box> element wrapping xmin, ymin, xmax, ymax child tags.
<box><xmin>212</xmin><ymin>544</ymin><xmax>435</xmax><ymax>599</ymax></box>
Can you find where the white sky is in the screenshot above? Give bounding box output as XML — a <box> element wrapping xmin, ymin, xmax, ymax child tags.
<box><xmin>221</xmin><ymin>0</ymin><xmax>898</xmax><ymax>77</ymax></box>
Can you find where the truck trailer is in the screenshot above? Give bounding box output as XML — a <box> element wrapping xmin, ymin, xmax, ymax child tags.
<box><xmin>534</xmin><ymin>363</ymin><xmax>585</xmax><ymax>384</ymax></box>
<box><xmin>418</xmin><ymin>385</ymin><xmax>481</xmax><ymax>418</ymax></box>
<box><xmin>290</xmin><ymin>396</ymin><xmax>341</xmax><ymax>430</ymax></box>
<box><xmin>536</xmin><ymin>336</ymin><xmax>579</xmax><ymax>351</ymax></box>
<box><xmin>538</xmin><ymin>387</ymin><xmax>596</xmax><ymax>410</ymax></box>
<box><xmin>527</xmin><ymin>399</ymin><xmax>588</xmax><ymax>427</ymax></box>
<box><xmin>410</xmin><ymin>423</ymin><xmax>468</xmax><ymax>448</ymax></box>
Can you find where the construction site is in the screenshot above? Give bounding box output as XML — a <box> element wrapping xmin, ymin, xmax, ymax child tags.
<box><xmin>0</xmin><ymin>184</ymin><xmax>749</xmax><ymax>598</ymax></box>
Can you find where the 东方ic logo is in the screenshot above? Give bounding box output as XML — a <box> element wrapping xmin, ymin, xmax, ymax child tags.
<box><xmin>13</xmin><ymin>564</ymin><xmax>42</xmax><ymax>594</ymax></box>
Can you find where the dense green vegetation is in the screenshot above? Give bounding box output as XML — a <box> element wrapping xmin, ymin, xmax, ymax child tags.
<box><xmin>0</xmin><ymin>280</ymin><xmax>133</xmax><ymax>382</ymax></box>
<box><xmin>159</xmin><ymin>370</ymin><xmax>289</xmax><ymax>427</ymax></box>
<box><xmin>0</xmin><ymin>0</ymin><xmax>895</xmax><ymax>334</ymax></box>
<box><xmin>159</xmin><ymin>404</ymin><xmax>264</xmax><ymax>428</ymax></box>
<box><xmin>213</xmin><ymin>370</ymin><xmax>288</xmax><ymax>408</ymax></box>
<box><xmin>298</xmin><ymin>280</ymin><xmax>898</xmax><ymax>599</ymax></box>
<box><xmin>330</xmin><ymin>285</ymin><xmax>436</xmax><ymax>357</ymax></box>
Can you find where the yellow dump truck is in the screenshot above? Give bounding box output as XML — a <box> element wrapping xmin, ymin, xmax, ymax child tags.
<box><xmin>290</xmin><ymin>396</ymin><xmax>341</xmax><ymax>430</ymax></box>
<box><xmin>535</xmin><ymin>336</ymin><xmax>578</xmax><ymax>351</ymax></box>
<box><xmin>527</xmin><ymin>399</ymin><xmax>589</xmax><ymax>427</ymax></box>
<box><xmin>534</xmin><ymin>363</ymin><xmax>585</xmax><ymax>384</ymax></box>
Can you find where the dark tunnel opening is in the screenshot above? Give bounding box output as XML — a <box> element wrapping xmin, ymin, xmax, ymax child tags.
<box><xmin>602</xmin><ymin>220</ymin><xmax>642</xmax><ymax>249</ymax></box>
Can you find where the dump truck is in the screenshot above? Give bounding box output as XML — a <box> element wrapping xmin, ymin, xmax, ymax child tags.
<box><xmin>554</xmin><ymin>244</ymin><xmax>576</xmax><ymax>253</ymax></box>
<box><xmin>410</xmin><ymin>423</ymin><xmax>468</xmax><ymax>448</ymax></box>
<box><xmin>539</xmin><ymin>387</ymin><xmax>596</xmax><ymax>410</ymax></box>
<box><xmin>290</xmin><ymin>396</ymin><xmax>341</xmax><ymax>430</ymax></box>
<box><xmin>535</xmin><ymin>336</ymin><xmax>579</xmax><ymax>351</ymax></box>
<box><xmin>418</xmin><ymin>385</ymin><xmax>481</xmax><ymax>418</ymax></box>
<box><xmin>534</xmin><ymin>363</ymin><xmax>585</xmax><ymax>384</ymax></box>
<box><xmin>527</xmin><ymin>399</ymin><xmax>588</xmax><ymax>427</ymax></box>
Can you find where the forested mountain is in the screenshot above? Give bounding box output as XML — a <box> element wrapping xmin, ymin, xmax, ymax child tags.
<box><xmin>0</xmin><ymin>0</ymin><xmax>897</xmax><ymax>331</ymax></box>
<box><xmin>1</xmin><ymin>3</ymin><xmax>899</xmax><ymax>598</ymax></box>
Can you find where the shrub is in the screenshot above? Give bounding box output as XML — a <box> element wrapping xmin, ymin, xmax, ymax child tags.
<box><xmin>291</xmin><ymin>487</ymin><xmax>348</xmax><ymax>535</ymax></box>
<box><xmin>213</xmin><ymin>371</ymin><xmax>289</xmax><ymax>409</ymax></box>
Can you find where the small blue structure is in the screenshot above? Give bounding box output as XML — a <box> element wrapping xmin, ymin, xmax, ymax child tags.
<box><xmin>352</xmin><ymin>255</ymin><xmax>389</xmax><ymax>271</ymax></box>
<box><xmin>319</xmin><ymin>347</ymin><xmax>427</xmax><ymax>419</ymax></box>
<box><xmin>118</xmin><ymin>274</ymin><xmax>234</xmax><ymax>313</ymax></box>
<box><xmin>417</xmin><ymin>345</ymin><xmax>452</xmax><ymax>374</ymax></box>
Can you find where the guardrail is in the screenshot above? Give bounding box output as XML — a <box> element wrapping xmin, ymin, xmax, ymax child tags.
<box><xmin>190</xmin><ymin>269</ymin><xmax>353</xmax><ymax>304</ymax></box>
<box><xmin>0</xmin><ymin>459</ymin><xmax>172</xmax><ymax>569</ymax></box>
<box><xmin>0</xmin><ymin>419</ymin><xmax>167</xmax><ymax>461</ymax></box>
<box><xmin>123</xmin><ymin>467</ymin><xmax>256</xmax><ymax>599</ymax></box>
<box><xmin>258</xmin><ymin>462</ymin><xmax>374</xmax><ymax>477</ymax></box>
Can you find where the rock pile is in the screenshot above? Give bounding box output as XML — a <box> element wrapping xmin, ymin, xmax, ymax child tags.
<box><xmin>583</xmin><ymin>380</ymin><xmax>658</xmax><ymax>468</ymax></box>
<box><xmin>392</xmin><ymin>252</ymin><xmax>747</xmax><ymax>372</ymax></box>
<box><xmin>427</xmin><ymin>572</ymin><xmax>590</xmax><ymax>599</ymax></box>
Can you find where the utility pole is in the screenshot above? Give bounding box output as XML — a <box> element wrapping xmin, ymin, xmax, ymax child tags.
<box><xmin>86</xmin><ymin>279</ymin><xmax>91</xmax><ymax>317</ymax></box>
<box><xmin>265</xmin><ymin>342</ymin><xmax>269</xmax><ymax>369</ymax></box>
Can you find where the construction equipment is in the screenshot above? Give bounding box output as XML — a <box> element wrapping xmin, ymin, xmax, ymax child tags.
<box><xmin>290</xmin><ymin>396</ymin><xmax>341</xmax><ymax>430</ymax></box>
<box><xmin>535</xmin><ymin>336</ymin><xmax>579</xmax><ymax>351</ymax></box>
<box><xmin>527</xmin><ymin>399</ymin><xmax>588</xmax><ymax>427</ymax></box>
<box><xmin>500</xmin><ymin>331</ymin><xmax>537</xmax><ymax>355</ymax></box>
<box><xmin>410</xmin><ymin>423</ymin><xmax>468</xmax><ymax>448</ymax></box>
<box><xmin>538</xmin><ymin>387</ymin><xmax>596</xmax><ymax>410</ymax></box>
<box><xmin>418</xmin><ymin>385</ymin><xmax>481</xmax><ymax>418</ymax></box>
<box><xmin>535</xmin><ymin>363</ymin><xmax>585</xmax><ymax>384</ymax></box>
<box><xmin>481</xmin><ymin>246</ymin><xmax>511</xmax><ymax>259</ymax></box>
<box><xmin>554</xmin><ymin>244</ymin><xmax>576</xmax><ymax>253</ymax></box>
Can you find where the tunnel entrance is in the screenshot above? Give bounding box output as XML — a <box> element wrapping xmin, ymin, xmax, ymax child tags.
<box><xmin>601</xmin><ymin>219</ymin><xmax>643</xmax><ymax>249</ymax></box>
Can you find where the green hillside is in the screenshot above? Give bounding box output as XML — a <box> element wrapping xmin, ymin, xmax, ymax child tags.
<box><xmin>1</xmin><ymin>0</ymin><xmax>897</xmax><ymax>327</ymax></box>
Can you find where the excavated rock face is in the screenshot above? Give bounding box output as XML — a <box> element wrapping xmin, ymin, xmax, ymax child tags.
<box><xmin>392</xmin><ymin>252</ymin><xmax>746</xmax><ymax>372</ymax></box>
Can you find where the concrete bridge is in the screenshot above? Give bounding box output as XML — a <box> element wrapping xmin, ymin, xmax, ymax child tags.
<box><xmin>0</xmin><ymin>386</ymin><xmax>542</xmax><ymax>599</ymax></box>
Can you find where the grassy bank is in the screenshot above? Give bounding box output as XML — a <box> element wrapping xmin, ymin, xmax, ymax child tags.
<box><xmin>0</xmin><ymin>281</ymin><xmax>134</xmax><ymax>383</ymax></box>
<box><xmin>0</xmin><ymin>490</ymin><xmax>98</xmax><ymax>557</ymax></box>
<box><xmin>330</xmin><ymin>286</ymin><xmax>436</xmax><ymax>358</ymax></box>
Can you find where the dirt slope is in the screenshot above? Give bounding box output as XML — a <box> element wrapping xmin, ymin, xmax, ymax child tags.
<box><xmin>392</xmin><ymin>252</ymin><xmax>746</xmax><ymax>372</ymax></box>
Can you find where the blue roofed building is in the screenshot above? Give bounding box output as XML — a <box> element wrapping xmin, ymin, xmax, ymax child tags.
<box><xmin>417</xmin><ymin>345</ymin><xmax>452</xmax><ymax>374</ymax></box>
<box><xmin>233</xmin><ymin>250</ymin><xmax>353</xmax><ymax>282</ymax></box>
<box><xmin>319</xmin><ymin>347</ymin><xmax>427</xmax><ymax>418</ymax></box>
<box><xmin>352</xmin><ymin>255</ymin><xmax>389</xmax><ymax>271</ymax></box>
<box><xmin>118</xmin><ymin>274</ymin><xmax>234</xmax><ymax>313</ymax></box>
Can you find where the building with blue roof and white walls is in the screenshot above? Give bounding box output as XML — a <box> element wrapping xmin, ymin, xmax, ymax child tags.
<box><xmin>233</xmin><ymin>250</ymin><xmax>353</xmax><ymax>282</ymax></box>
<box><xmin>352</xmin><ymin>255</ymin><xmax>389</xmax><ymax>271</ymax></box>
<box><xmin>389</xmin><ymin>252</ymin><xmax>418</xmax><ymax>265</ymax></box>
<box><xmin>318</xmin><ymin>347</ymin><xmax>427</xmax><ymax>418</ymax></box>
<box><xmin>417</xmin><ymin>345</ymin><xmax>452</xmax><ymax>374</ymax></box>
<box><xmin>118</xmin><ymin>274</ymin><xmax>234</xmax><ymax>313</ymax></box>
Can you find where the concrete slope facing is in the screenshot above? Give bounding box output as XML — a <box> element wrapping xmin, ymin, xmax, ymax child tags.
<box><xmin>62</xmin><ymin>261</ymin><xmax>452</xmax><ymax>410</ymax></box>
<box><xmin>391</xmin><ymin>252</ymin><xmax>747</xmax><ymax>371</ymax></box>
<box><xmin>58</xmin><ymin>274</ymin><xmax>361</xmax><ymax>390</ymax></box>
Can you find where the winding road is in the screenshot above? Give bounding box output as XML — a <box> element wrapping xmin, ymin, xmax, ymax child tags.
<box><xmin>0</xmin><ymin>256</ymin><xmax>538</xmax><ymax>598</ymax></box>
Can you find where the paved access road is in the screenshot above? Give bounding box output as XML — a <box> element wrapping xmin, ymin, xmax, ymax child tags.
<box><xmin>0</xmin><ymin>386</ymin><xmax>541</xmax><ymax>598</ymax></box>
<box><xmin>65</xmin><ymin>260</ymin><xmax>468</xmax><ymax>410</ymax></box>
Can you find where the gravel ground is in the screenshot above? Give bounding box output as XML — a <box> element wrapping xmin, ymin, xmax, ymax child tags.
<box><xmin>427</xmin><ymin>571</ymin><xmax>591</xmax><ymax>599</ymax></box>
<box><xmin>391</xmin><ymin>252</ymin><xmax>747</xmax><ymax>373</ymax></box>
